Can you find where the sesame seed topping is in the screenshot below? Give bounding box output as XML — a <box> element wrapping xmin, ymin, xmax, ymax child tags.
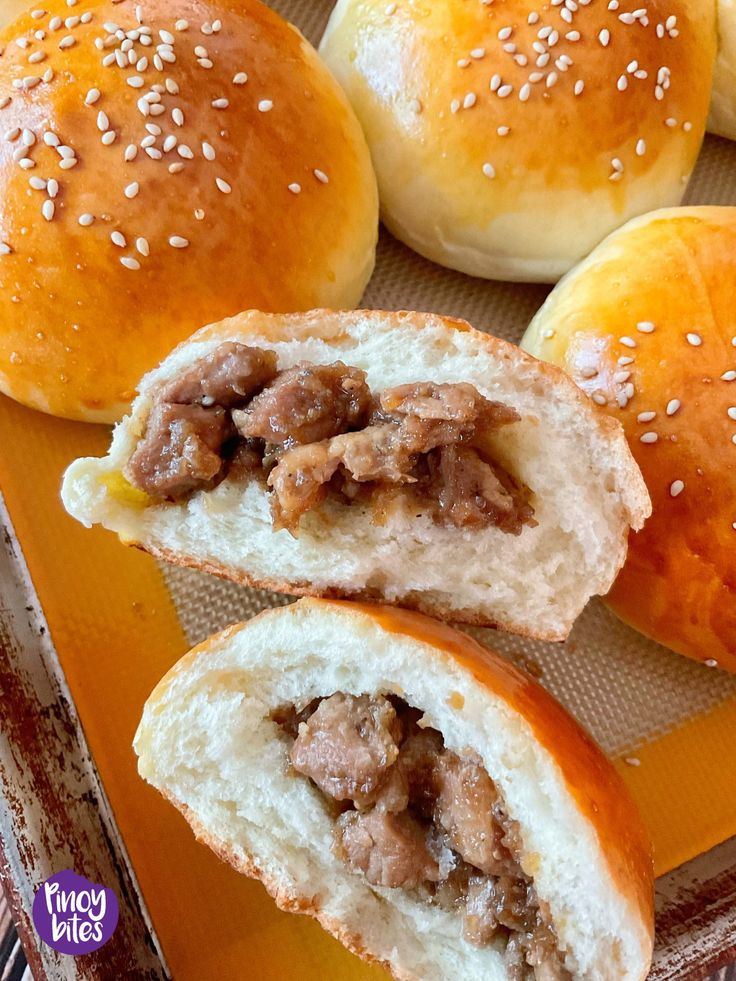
<box><xmin>102</xmin><ymin>130</ymin><xmax>116</xmax><ymax>145</ymax></box>
<box><xmin>482</xmin><ymin>162</ymin><xmax>496</xmax><ymax>179</ymax></box>
<box><xmin>163</xmin><ymin>135</ymin><xmax>177</xmax><ymax>152</ymax></box>
<box><xmin>686</xmin><ymin>332</ymin><xmax>702</xmax><ymax>346</ymax></box>
<box><xmin>640</xmin><ymin>432</ymin><xmax>658</xmax><ymax>444</ymax></box>
<box><xmin>198</xmin><ymin>58</ymin><xmax>213</xmax><ymax>69</ymax></box>
<box><xmin>669</xmin><ymin>480</ymin><xmax>684</xmax><ymax>497</ymax></box>
<box><xmin>618</xmin><ymin>356</ymin><xmax>634</xmax><ymax>366</ymax></box>
<box><xmin>159</xmin><ymin>29</ymin><xmax>175</xmax><ymax>44</ymax></box>
<box><xmin>177</xmin><ymin>144</ymin><xmax>194</xmax><ymax>159</ymax></box>
<box><xmin>636</xmin><ymin>139</ymin><xmax>647</xmax><ymax>156</ymax></box>
<box><xmin>59</xmin><ymin>157</ymin><xmax>77</xmax><ymax>169</ymax></box>
<box><xmin>47</xmin><ymin>178</ymin><xmax>58</xmax><ymax>197</ymax></box>
<box><xmin>136</xmin><ymin>236</ymin><xmax>149</xmax><ymax>256</ymax></box>
<box><xmin>258</xmin><ymin>99</ymin><xmax>273</xmax><ymax>113</ymax></box>
<box><xmin>619</xmin><ymin>336</ymin><xmax>637</xmax><ymax>348</ymax></box>
<box><xmin>42</xmin><ymin>199</ymin><xmax>55</xmax><ymax>221</ymax></box>
<box><xmin>172</xmin><ymin>107</ymin><xmax>184</xmax><ymax>126</ymax></box>
<box><xmin>542</xmin><ymin>328</ymin><xmax>555</xmax><ymax>339</ymax></box>
<box><xmin>202</xmin><ymin>141</ymin><xmax>215</xmax><ymax>160</ymax></box>
<box><xmin>598</xmin><ymin>28</ymin><xmax>610</xmax><ymax>46</ymax></box>
<box><xmin>592</xmin><ymin>391</ymin><xmax>607</xmax><ymax>406</ymax></box>
<box><xmin>168</xmin><ymin>162</ymin><xmax>184</xmax><ymax>174</ymax></box>
<box><xmin>120</xmin><ymin>256</ymin><xmax>140</xmax><ymax>270</ymax></box>
<box><xmin>124</xmin><ymin>143</ymin><xmax>137</xmax><ymax>161</ymax></box>
<box><xmin>215</xmin><ymin>177</ymin><xmax>231</xmax><ymax>193</ymax></box>
<box><xmin>29</xmin><ymin>175</ymin><xmax>46</xmax><ymax>190</ymax></box>
<box><xmin>314</xmin><ymin>168</ymin><xmax>329</xmax><ymax>183</ymax></box>
<box><xmin>624</xmin><ymin>757</ymin><xmax>641</xmax><ymax>767</ymax></box>
<box><xmin>704</xmin><ymin>659</ymin><xmax>718</xmax><ymax>667</ymax></box>
<box><xmin>175</xmin><ymin>18</ymin><xmax>188</xmax><ymax>30</ymax></box>
<box><xmin>19</xmin><ymin>158</ymin><xmax>35</xmax><ymax>170</ymax></box>
<box><xmin>78</xmin><ymin>213</ymin><xmax>94</xmax><ymax>226</ymax></box>
<box><xmin>212</xmin><ymin>98</ymin><xmax>229</xmax><ymax>109</ymax></box>
<box><xmin>728</xmin><ymin>407</ymin><xmax>736</xmax><ymax>421</ymax></box>
<box><xmin>233</xmin><ymin>72</ymin><xmax>248</xmax><ymax>85</ymax></box>
<box><xmin>169</xmin><ymin>235</ymin><xmax>189</xmax><ymax>248</ymax></box>
<box><xmin>59</xmin><ymin>34</ymin><xmax>76</xmax><ymax>49</ymax></box>
<box><xmin>636</xmin><ymin>321</ymin><xmax>655</xmax><ymax>333</ymax></box>
<box><xmin>124</xmin><ymin>181</ymin><xmax>139</xmax><ymax>199</ymax></box>
<box><xmin>574</xmin><ymin>80</ymin><xmax>584</xmax><ymax>95</ymax></box>
<box><xmin>721</xmin><ymin>371</ymin><xmax>736</xmax><ymax>381</ymax></box>
<box><xmin>288</xmin><ymin>183</ymin><xmax>301</xmax><ymax>194</ymax></box>
<box><xmin>637</xmin><ymin>411</ymin><xmax>656</xmax><ymax>423</ymax></box>
<box><xmin>127</xmin><ymin>75</ymin><xmax>145</xmax><ymax>88</ymax></box>
<box><xmin>111</xmin><ymin>231</ymin><xmax>126</xmax><ymax>247</ymax></box>
<box><xmin>666</xmin><ymin>399</ymin><xmax>681</xmax><ymax>416</ymax></box>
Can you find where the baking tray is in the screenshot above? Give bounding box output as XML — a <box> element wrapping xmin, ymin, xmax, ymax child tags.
<box><xmin>1</xmin><ymin>0</ymin><xmax>736</xmax><ymax>977</ymax></box>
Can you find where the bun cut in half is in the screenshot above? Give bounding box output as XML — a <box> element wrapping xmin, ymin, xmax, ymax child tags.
<box><xmin>319</xmin><ymin>0</ymin><xmax>715</xmax><ymax>283</ymax></box>
<box><xmin>522</xmin><ymin>206</ymin><xmax>736</xmax><ymax>672</ymax></box>
<box><xmin>709</xmin><ymin>0</ymin><xmax>736</xmax><ymax>140</ymax></box>
<box><xmin>0</xmin><ymin>0</ymin><xmax>377</xmax><ymax>422</ymax></box>
<box><xmin>134</xmin><ymin>598</ymin><xmax>655</xmax><ymax>981</ymax></box>
<box><xmin>62</xmin><ymin>309</ymin><xmax>650</xmax><ymax>639</ymax></box>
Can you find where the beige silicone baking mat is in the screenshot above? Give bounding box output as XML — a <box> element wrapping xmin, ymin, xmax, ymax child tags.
<box><xmin>160</xmin><ymin>0</ymin><xmax>736</xmax><ymax>762</ymax></box>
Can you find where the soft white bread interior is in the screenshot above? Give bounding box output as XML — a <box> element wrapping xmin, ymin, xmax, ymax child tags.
<box><xmin>134</xmin><ymin>598</ymin><xmax>655</xmax><ymax>981</ymax></box>
<box><xmin>61</xmin><ymin>309</ymin><xmax>650</xmax><ymax>639</ymax></box>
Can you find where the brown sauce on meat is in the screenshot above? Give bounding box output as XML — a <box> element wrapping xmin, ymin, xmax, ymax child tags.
<box><xmin>273</xmin><ymin>693</ymin><xmax>571</xmax><ymax>980</ymax></box>
<box><xmin>126</xmin><ymin>342</ymin><xmax>536</xmax><ymax>537</ymax></box>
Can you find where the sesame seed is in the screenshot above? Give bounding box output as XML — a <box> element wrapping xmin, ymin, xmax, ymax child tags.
<box><xmin>136</xmin><ymin>236</ymin><xmax>149</xmax><ymax>256</ymax></box>
<box><xmin>159</xmin><ymin>29</ymin><xmax>175</xmax><ymax>43</ymax></box>
<box><xmin>519</xmin><ymin>83</ymin><xmax>531</xmax><ymax>101</ymax></box>
<box><xmin>624</xmin><ymin>757</ymin><xmax>641</xmax><ymax>767</ymax></box>
<box><xmin>198</xmin><ymin>58</ymin><xmax>213</xmax><ymax>69</ymax></box>
<box><xmin>194</xmin><ymin>208</ymin><xmax>205</xmax><ymax>219</ymax></box>
<box><xmin>172</xmin><ymin>107</ymin><xmax>184</xmax><ymax>126</ymax></box>
<box><xmin>168</xmin><ymin>162</ymin><xmax>184</xmax><ymax>173</ymax></box>
<box><xmin>42</xmin><ymin>199</ymin><xmax>55</xmax><ymax>221</ymax></box>
<box><xmin>111</xmin><ymin>230</ymin><xmax>126</xmax><ymax>247</ymax></box>
<box><xmin>124</xmin><ymin>143</ymin><xmax>137</xmax><ymax>161</ymax></box>
<box><xmin>127</xmin><ymin>75</ymin><xmax>145</xmax><ymax>88</ymax></box>
<box><xmin>704</xmin><ymin>659</ymin><xmax>718</xmax><ymax>667</ymax></box>
<box><xmin>58</xmin><ymin>34</ymin><xmax>76</xmax><ymax>49</ymax></box>
<box><xmin>29</xmin><ymin>175</ymin><xmax>46</xmax><ymax>190</ymax></box>
<box><xmin>258</xmin><ymin>99</ymin><xmax>273</xmax><ymax>112</ymax></box>
<box><xmin>233</xmin><ymin>72</ymin><xmax>248</xmax><ymax>84</ymax></box>
<box><xmin>640</xmin><ymin>432</ymin><xmax>658</xmax><ymax>444</ymax></box>
<box><xmin>31</xmin><ymin>8</ymin><xmax>46</xmax><ymax>17</ymax></box>
<box><xmin>194</xmin><ymin>44</ymin><xmax>208</xmax><ymax>57</ymax></box>
<box><xmin>22</xmin><ymin>128</ymin><xmax>36</xmax><ymax>147</ymax></box>
<box><xmin>202</xmin><ymin>141</ymin><xmax>215</xmax><ymax>160</ymax></box>
<box><xmin>59</xmin><ymin>157</ymin><xmax>77</xmax><ymax>169</ymax></box>
<box><xmin>637</xmin><ymin>412</ymin><xmax>656</xmax><ymax>423</ymax></box>
<box><xmin>463</xmin><ymin>93</ymin><xmax>476</xmax><ymax>109</ymax></box>
<box><xmin>175</xmin><ymin>19</ymin><xmax>188</xmax><ymax>30</ymax></box>
<box><xmin>617</xmin><ymin>75</ymin><xmax>628</xmax><ymax>92</ymax></box>
<box><xmin>482</xmin><ymin>162</ymin><xmax>496</xmax><ymax>179</ymax></box>
<box><xmin>215</xmin><ymin>177</ymin><xmax>231</xmax><ymax>193</ymax></box>
<box><xmin>85</xmin><ymin>87</ymin><xmax>101</xmax><ymax>106</ymax></box>
<box><xmin>542</xmin><ymin>328</ymin><xmax>555</xmax><ymax>339</ymax></box>
<box><xmin>471</xmin><ymin>47</ymin><xmax>485</xmax><ymax>59</ymax></box>
<box><xmin>140</xmin><ymin>135</ymin><xmax>156</xmax><ymax>148</ymax></box>
<box><xmin>686</xmin><ymin>332</ymin><xmax>702</xmax><ymax>346</ymax></box>
<box><xmin>288</xmin><ymin>182</ymin><xmax>301</xmax><ymax>194</ymax></box>
<box><xmin>721</xmin><ymin>371</ymin><xmax>736</xmax><ymax>381</ymax></box>
<box><xmin>670</xmin><ymin>480</ymin><xmax>684</xmax><ymax>497</ymax></box>
<box><xmin>598</xmin><ymin>28</ymin><xmax>610</xmax><ymax>46</ymax></box>
<box><xmin>47</xmin><ymin>178</ymin><xmax>58</xmax><ymax>197</ymax></box>
<box><xmin>0</xmin><ymin>242</ymin><xmax>11</xmax><ymax>255</ymax></box>
<box><xmin>592</xmin><ymin>391</ymin><xmax>607</xmax><ymax>406</ymax></box>
<box><xmin>101</xmin><ymin>130</ymin><xmax>116</xmax><ymax>145</ymax></box>
<box><xmin>57</xmin><ymin>144</ymin><xmax>75</xmax><ymax>158</ymax></box>
<box><xmin>165</xmin><ymin>79</ymin><xmax>179</xmax><ymax>95</ymax></box>
<box><xmin>120</xmin><ymin>256</ymin><xmax>140</xmax><ymax>270</ymax></box>
<box><xmin>163</xmin><ymin>135</ymin><xmax>177</xmax><ymax>152</ymax></box>
<box><xmin>177</xmin><ymin>144</ymin><xmax>193</xmax><ymax>159</ymax></box>
<box><xmin>212</xmin><ymin>98</ymin><xmax>229</xmax><ymax>109</ymax></box>
<box><xmin>620</xmin><ymin>336</ymin><xmax>637</xmax><ymax>348</ymax></box>
<box><xmin>169</xmin><ymin>235</ymin><xmax>188</xmax><ymax>248</ymax></box>
<box><xmin>28</xmin><ymin>51</ymin><xmax>46</xmax><ymax>65</ymax></box>
<box><xmin>728</xmin><ymin>407</ymin><xmax>736</xmax><ymax>421</ymax></box>
<box><xmin>314</xmin><ymin>168</ymin><xmax>329</xmax><ymax>183</ymax></box>
<box><xmin>618</xmin><ymin>356</ymin><xmax>634</xmax><ymax>366</ymax></box>
<box><xmin>19</xmin><ymin>158</ymin><xmax>35</xmax><ymax>169</ymax></box>
<box><xmin>498</xmin><ymin>26</ymin><xmax>513</xmax><ymax>40</ymax></box>
<box><xmin>636</xmin><ymin>139</ymin><xmax>647</xmax><ymax>156</ymax></box>
<box><xmin>78</xmin><ymin>213</ymin><xmax>94</xmax><ymax>226</ymax></box>
<box><xmin>212</xmin><ymin>19</ymin><xmax>221</xmax><ymax>31</ymax></box>
<box><xmin>666</xmin><ymin>399</ymin><xmax>681</xmax><ymax>416</ymax></box>
<box><xmin>497</xmin><ymin>126</ymin><xmax>510</xmax><ymax>136</ymax></box>
<box><xmin>385</xmin><ymin>1</ymin><xmax>396</xmax><ymax>12</ymax></box>
<box><xmin>5</xmin><ymin>128</ymin><xmax>20</xmax><ymax>142</ymax></box>
<box><xmin>497</xmin><ymin>84</ymin><xmax>513</xmax><ymax>98</ymax></box>
<box><xmin>636</xmin><ymin>321</ymin><xmax>655</xmax><ymax>333</ymax></box>
<box><xmin>574</xmin><ymin>79</ymin><xmax>584</xmax><ymax>95</ymax></box>
<box><xmin>145</xmin><ymin>147</ymin><xmax>162</xmax><ymax>159</ymax></box>
<box><xmin>124</xmin><ymin>181</ymin><xmax>139</xmax><ymax>198</ymax></box>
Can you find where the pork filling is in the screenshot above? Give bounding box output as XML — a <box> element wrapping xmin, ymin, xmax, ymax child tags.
<box><xmin>125</xmin><ymin>342</ymin><xmax>535</xmax><ymax>535</ymax></box>
<box><xmin>273</xmin><ymin>693</ymin><xmax>570</xmax><ymax>981</ymax></box>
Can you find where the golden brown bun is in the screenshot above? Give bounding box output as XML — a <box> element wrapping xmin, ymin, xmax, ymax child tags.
<box><xmin>523</xmin><ymin>206</ymin><xmax>736</xmax><ymax>672</ymax></box>
<box><xmin>709</xmin><ymin>0</ymin><xmax>736</xmax><ymax>139</ymax></box>
<box><xmin>0</xmin><ymin>0</ymin><xmax>378</xmax><ymax>422</ymax></box>
<box><xmin>320</xmin><ymin>0</ymin><xmax>715</xmax><ymax>282</ymax></box>
<box><xmin>135</xmin><ymin>597</ymin><xmax>655</xmax><ymax>980</ymax></box>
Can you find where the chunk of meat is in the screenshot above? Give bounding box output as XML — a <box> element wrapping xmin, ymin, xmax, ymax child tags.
<box><xmin>424</xmin><ymin>445</ymin><xmax>533</xmax><ymax>533</ymax></box>
<box><xmin>434</xmin><ymin>753</ymin><xmax>516</xmax><ymax>876</ymax></box>
<box><xmin>463</xmin><ymin>875</ymin><xmax>500</xmax><ymax>946</ymax></box>
<box><xmin>290</xmin><ymin>693</ymin><xmax>402</xmax><ymax>808</ymax></box>
<box><xmin>125</xmin><ymin>401</ymin><xmax>233</xmax><ymax>499</ymax></box>
<box><xmin>161</xmin><ymin>343</ymin><xmax>278</xmax><ymax>408</ymax></box>
<box><xmin>397</xmin><ymin>728</ymin><xmax>444</xmax><ymax>820</ymax></box>
<box><xmin>337</xmin><ymin>808</ymin><xmax>441</xmax><ymax>889</ymax></box>
<box><xmin>233</xmin><ymin>362</ymin><xmax>371</xmax><ymax>446</ymax></box>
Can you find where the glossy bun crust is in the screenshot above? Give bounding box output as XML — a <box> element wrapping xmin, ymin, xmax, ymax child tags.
<box><xmin>0</xmin><ymin>0</ymin><xmax>378</xmax><ymax>421</ymax></box>
<box><xmin>523</xmin><ymin>207</ymin><xmax>736</xmax><ymax>672</ymax></box>
<box><xmin>320</xmin><ymin>0</ymin><xmax>715</xmax><ymax>283</ymax></box>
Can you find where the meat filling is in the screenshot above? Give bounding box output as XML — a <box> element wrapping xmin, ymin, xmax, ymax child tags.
<box><xmin>275</xmin><ymin>693</ymin><xmax>570</xmax><ymax>981</ymax></box>
<box><xmin>126</xmin><ymin>342</ymin><xmax>535</xmax><ymax>536</ymax></box>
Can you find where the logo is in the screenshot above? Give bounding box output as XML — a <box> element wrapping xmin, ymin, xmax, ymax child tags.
<box><xmin>32</xmin><ymin>870</ymin><xmax>119</xmax><ymax>955</ymax></box>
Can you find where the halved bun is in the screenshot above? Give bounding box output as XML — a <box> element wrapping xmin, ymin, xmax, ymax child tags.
<box><xmin>134</xmin><ymin>598</ymin><xmax>655</xmax><ymax>981</ymax></box>
<box><xmin>61</xmin><ymin>309</ymin><xmax>650</xmax><ymax>638</ymax></box>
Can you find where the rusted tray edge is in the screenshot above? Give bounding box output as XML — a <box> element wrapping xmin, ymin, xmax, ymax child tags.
<box><xmin>0</xmin><ymin>491</ymin><xmax>169</xmax><ymax>980</ymax></box>
<box><xmin>0</xmin><ymin>491</ymin><xmax>735</xmax><ymax>980</ymax></box>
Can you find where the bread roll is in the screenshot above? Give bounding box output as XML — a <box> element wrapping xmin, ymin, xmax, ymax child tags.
<box><xmin>709</xmin><ymin>0</ymin><xmax>736</xmax><ymax>139</ymax></box>
<box><xmin>319</xmin><ymin>0</ymin><xmax>715</xmax><ymax>283</ymax></box>
<box><xmin>134</xmin><ymin>598</ymin><xmax>655</xmax><ymax>981</ymax></box>
<box><xmin>522</xmin><ymin>206</ymin><xmax>736</xmax><ymax>672</ymax></box>
<box><xmin>62</xmin><ymin>308</ymin><xmax>650</xmax><ymax>639</ymax></box>
<box><xmin>0</xmin><ymin>0</ymin><xmax>377</xmax><ymax>422</ymax></box>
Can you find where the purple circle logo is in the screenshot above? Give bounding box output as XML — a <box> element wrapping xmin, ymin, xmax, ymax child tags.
<box><xmin>32</xmin><ymin>870</ymin><xmax>119</xmax><ymax>955</ymax></box>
